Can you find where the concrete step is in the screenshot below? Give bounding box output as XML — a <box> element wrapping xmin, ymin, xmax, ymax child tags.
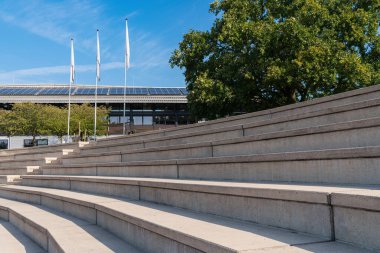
<box><xmin>97</xmin><ymin>84</ymin><xmax>380</xmax><ymax>145</ymax></box>
<box><xmin>0</xmin><ymin>142</ymin><xmax>82</xmax><ymax>157</ymax></box>
<box><xmin>38</xmin><ymin>146</ymin><xmax>380</xmax><ymax>185</ymax></box>
<box><xmin>58</xmin><ymin>117</ymin><xmax>380</xmax><ymax>165</ymax></box>
<box><xmin>0</xmin><ymin>166</ymin><xmax>40</xmax><ymax>176</ymax></box>
<box><xmin>81</xmin><ymin>124</ymin><xmax>243</xmax><ymax>155</ymax></box>
<box><xmin>0</xmin><ymin>175</ymin><xmax>21</xmax><ymax>184</ymax></box>
<box><xmin>16</xmin><ymin>175</ymin><xmax>380</xmax><ymax>241</ymax></box>
<box><xmin>0</xmin><ymin>220</ymin><xmax>46</xmax><ymax>253</ymax></box>
<box><xmin>0</xmin><ymin>184</ymin><xmax>374</xmax><ymax>253</ymax></box>
<box><xmin>0</xmin><ymin>147</ymin><xmax>76</xmax><ymax>162</ymax></box>
<box><xmin>0</xmin><ymin>157</ymin><xmax>56</xmax><ymax>169</ymax></box>
<box><xmin>0</xmin><ymin>197</ymin><xmax>141</xmax><ymax>253</ymax></box>
<box><xmin>0</xmin><ymin>151</ymin><xmax>73</xmax><ymax>163</ymax></box>
<box><xmin>83</xmin><ymin>97</ymin><xmax>380</xmax><ymax>154</ymax></box>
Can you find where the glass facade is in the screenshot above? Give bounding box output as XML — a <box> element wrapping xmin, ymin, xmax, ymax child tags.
<box><xmin>104</xmin><ymin>102</ymin><xmax>191</xmax><ymax>134</ymax></box>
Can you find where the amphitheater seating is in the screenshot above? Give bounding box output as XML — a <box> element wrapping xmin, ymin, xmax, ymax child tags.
<box><xmin>1</xmin><ymin>85</ymin><xmax>380</xmax><ymax>252</ymax></box>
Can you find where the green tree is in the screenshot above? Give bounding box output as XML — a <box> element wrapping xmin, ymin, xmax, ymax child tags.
<box><xmin>0</xmin><ymin>103</ymin><xmax>110</xmax><ymax>143</ymax></box>
<box><xmin>70</xmin><ymin>104</ymin><xmax>109</xmax><ymax>140</ymax></box>
<box><xmin>0</xmin><ymin>109</ymin><xmax>19</xmax><ymax>137</ymax></box>
<box><xmin>10</xmin><ymin>103</ymin><xmax>49</xmax><ymax>144</ymax></box>
<box><xmin>170</xmin><ymin>0</ymin><xmax>380</xmax><ymax>119</ymax></box>
<box><xmin>44</xmin><ymin>105</ymin><xmax>67</xmax><ymax>142</ymax></box>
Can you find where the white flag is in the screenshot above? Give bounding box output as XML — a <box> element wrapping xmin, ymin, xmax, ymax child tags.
<box><xmin>125</xmin><ymin>19</ymin><xmax>130</xmax><ymax>69</ymax></box>
<box><xmin>96</xmin><ymin>29</ymin><xmax>101</xmax><ymax>81</ymax></box>
<box><xmin>70</xmin><ymin>38</ymin><xmax>75</xmax><ymax>83</ymax></box>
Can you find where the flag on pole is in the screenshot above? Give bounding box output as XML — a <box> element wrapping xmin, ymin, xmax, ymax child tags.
<box><xmin>67</xmin><ymin>38</ymin><xmax>75</xmax><ymax>143</ymax></box>
<box><xmin>125</xmin><ymin>19</ymin><xmax>130</xmax><ymax>69</ymax></box>
<box><xmin>96</xmin><ymin>29</ymin><xmax>101</xmax><ymax>81</ymax></box>
<box><xmin>70</xmin><ymin>38</ymin><xmax>75</xmax><ymax>83</ymax></box>
<box><xmin>123</xmin><ymin>18</ymin><xmax>130</xmax><ymax>135</ymax></box>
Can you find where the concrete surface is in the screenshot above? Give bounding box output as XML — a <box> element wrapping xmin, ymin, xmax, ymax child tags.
<box><xmin>0</xmin><ymin>220</ymin><xmax>46</xmax><ymax>253</ymax></box>
<box><xmin>0</xmin><ymin>197</ymin><xmax>141</xmax><ymax>253</ymax></box>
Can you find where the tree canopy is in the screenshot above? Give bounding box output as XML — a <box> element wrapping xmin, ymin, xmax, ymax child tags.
<box><xmin>170</xmin><ymin>0</ymin><xmax>380</xmax><ymax>119</ymax></box>
<box><xmin>0</xmin><ymin>103</ymin><xmax>110</xmax><ymax>143</ymax></box>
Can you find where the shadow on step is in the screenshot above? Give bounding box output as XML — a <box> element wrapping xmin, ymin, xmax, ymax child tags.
<box><xmin>29</xmin><ymin>205</ymin><xmax>132</xmax><ymax>253</ymax></box>
<box><xmin>0</xmin><ymin>220</ymin><xmax>46</xmax><ymax>253</ymax></box>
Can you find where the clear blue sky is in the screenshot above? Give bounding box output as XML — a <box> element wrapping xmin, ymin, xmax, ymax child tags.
<box><xmin>0</xmin><ymin>0</ymin><xmax>215</xmax><ymax>87</ymax></box>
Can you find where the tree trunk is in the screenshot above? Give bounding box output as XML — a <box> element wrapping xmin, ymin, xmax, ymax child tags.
<box><xmin>285</xmin><ymin>88</ymin><xmax>297</xmax><ymax>104</ymax></box>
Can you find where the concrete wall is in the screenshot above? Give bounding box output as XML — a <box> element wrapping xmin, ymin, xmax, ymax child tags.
<box><xmin>0</xmin><ymin>136</ymin><xmax>62</xmax><ymax>150</ymax></box>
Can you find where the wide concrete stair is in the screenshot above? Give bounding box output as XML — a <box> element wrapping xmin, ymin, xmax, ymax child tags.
<box><xmin>82</xmin><ymin>96</ymin><xmax>380</xmax><ymax>154</ymax></box>
<box><xmin>0</xmin><ymin>197</ymin><xmax>140</xmax><ymax>252</ymax></box>
<box><xmin>0</xmin><ymin>142</ymin><xmax>86</xmax><ymax>176</ymax></box>
<box><xmin>0</xmin><ymin>219</ymin><xmax>45</xmax><ymax>253</ymax></box>
<box><xmin>95</xmin><ymin>84</ymin><xmax>380</xmax><ymax>145</ymax></box>
<box><xmin>0</xmin><ymin>85</ymin><xmax>380</xmax><ymax>252</ymax></box>
<box><xmin>56</xmin><ymin>116</ymin><xmax>380</xmax><ymax>166</ymax></box>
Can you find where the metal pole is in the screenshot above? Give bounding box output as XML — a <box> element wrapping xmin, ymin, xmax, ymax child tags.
<box><xmin>123</xmin><ymin>18</ymin><xmax>130</xmax><ymax>135</ymax></box>
<box><xmin>123</xmin><ymin>65</ymin><xmax>127</xmax><ymax>135</ymax></box>
<box><xmin>67</xmin><ymin>85</ymin><xmax>71</xmax><ymax>143</ymax></box>
<box><xmin>94</xmin><ymin>77</ymin><xmax>98</xmax><ymax>141</ymax></box>
<box><xmin>94</xmin><ymin>29</ymin><xmax>100</xmax><ymax>141</ymax></box>
<box><xmin>67</xmin><ymin>38</ymin><xmax>74</xmax><ymax>143</ymax></box>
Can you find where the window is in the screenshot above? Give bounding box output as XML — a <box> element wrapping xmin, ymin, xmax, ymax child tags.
<box><xmin>133</xmin><ymin>116</ymin><xmax>143</xmax><ymax>126</ymax></box>
<box><xmin>24</xmin><ymin>139</ymin><xmax>48</xmax><ymax>147</ymax></box>
<box><xmin>37</xmin><ymin>139</ymin><xmax>48</xmax><ymax>146</ymax></box>
<box><xmin>143</xmin><ymin>116</ymin><xmax>153</xmax><ymax>126</ymax></box>
<box><xmin>24</xmin><ymin>139</ymin><xmax>34</xmax><ymax>147</ymax></box>
<box><xmin>0</xmin><ymin>139</ymin><xmax>8</xmax><ymax>149</ymax></box>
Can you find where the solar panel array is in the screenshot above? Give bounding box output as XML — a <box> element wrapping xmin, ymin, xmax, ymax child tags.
<box><xmin>39</xmin><ymin>88</ymin><xmax>70</xmax><ymax>95</ymax></box>
<box><xmin>0</xmin><ymin>87</ymin><xmax>188</xmax><ymax>96</ymax></box>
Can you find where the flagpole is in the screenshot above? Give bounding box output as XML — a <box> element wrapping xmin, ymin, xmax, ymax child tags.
<box><xmin>94</xmin><ymin>29</ymin><xmax>100</xmax><ymax>141</ymax></box>
<box><xmin>123</xmin><ymin>58</ymin><xmax>127</xmax><ymax>135</ymax></box>
<box><xmin>67</xmin><ymin>38</ymin><xmax>74</xmax><ymax>143</ymax></box>
<box><xmin>123</xmin><ymin>18</ymin><xmax>130</xmax><ymax>135</ymax></box>
<box><xmin>94</xmin><ymin>76</ymin><xmax>98</xmax><ymax>140</ymax></box>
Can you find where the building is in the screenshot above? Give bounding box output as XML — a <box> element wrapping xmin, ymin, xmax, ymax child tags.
<box><xmin>0</xmin><ymin>84</ymin><xmax>190</xmax><ymax>148</ymax></box>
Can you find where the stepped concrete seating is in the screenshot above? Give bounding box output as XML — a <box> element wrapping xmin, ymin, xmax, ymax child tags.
<box><xmin>14</xmin><ymin>175</ymin><xmax>380</xmax><ymax>239</ymax></box>
<box><xmin>0</xmin><ymin>185</ymin><xmax>374</xmax><ymax>253</ymax></box>
<box><xmin>0</xmin><ymin>220</ymin><xmax>45</xmax><ymax>253</ymax></box>
<box><xmin>96</xmin><ymin>84</ymin><xmax>380</xmax><ymax>145</ymax></box>
<box><xmin>0</xmin><ymin>142</ymin><xmax>86</xmax><ymax>177</ymax></box>
<box><xmin>0</xmin><ymin>197</ymin><xmax>140</xmax><ymax>252</ymax></box>
<box><xmin>0</xmin><ymin>175</ymin><xmax>21</xmax><ymax>184</ymax></box>
<box><xmin>57</xmin><ymin>117</ymin><xmax>380</xmax><ymax>166</ymax></box>
<box><xmin>1</xmin><ymin>86</ymin><xmax>380</xmax><ymax>252</ymax></box>
<box><xmin>81</xmin><ymin>96</ymin><xmax>380</xmax><ymax>154</ymax></box>
<box><xmin>0</xmin><ymin>142</ymin><xmax>81</xmax><ymax>157</ymax></box>
<box><xmin>40</xmin><ymin>146</ymin><xmax>380</xmax><ymax>185</ymax></box>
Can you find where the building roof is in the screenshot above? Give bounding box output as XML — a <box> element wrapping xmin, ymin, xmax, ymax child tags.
<box><xmin>0</xmin><ymin>84</ymin><xmax>188</xmax><ymax>104</ymax></box>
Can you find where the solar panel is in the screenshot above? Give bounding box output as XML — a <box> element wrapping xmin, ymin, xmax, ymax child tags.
<box><xmin>166</xmin><ymin>88</ymin><xmax>181</xmax><ymax>95</ymax></box>
<box><xmin>126</xmin><ymin>88</ymin><xmax>133</xmax><ymax>95</ymax></box>
<box><xmin>134</xmin><ymin>88</ymin><xmax>148</xmax><ymax>95</ymax></box>
<box><xmin>38</xmin><ymin>88</ymin><xmax>69</xmax><ymax>95</ymax></box>
<box><xmin>151</xmin><ymin>88</ymin><xmax>166</xmax><ymax>95</ymax></box>
<box><xmin>0</xmin><ymin>86</ymin><xmax>186</xmax><ymax>96</ymax></box>
<box><xmin>109</xmin><ymin>88</ymin><xmax>124</xmax><ymax>95</ymax></box>
<box><xmin>98</xmin><ymin>88</ymin><xmax>109</xmax><ymax>95</ymax></box>
<box><xmin>75</xmin><ymin>88</ymin><xmax>96</xmax><ymax>95</ymax></box>
<box><xmin>0</xmin><ymin>88</ymin><xmax>40</xmax><ymax>95</ymax></box>
<box><xmin>75</xmin><ymin>88</ymin><xmax>85</xmax><ymax>95</ymax></box>
<box><xmin>148</xmin><ymin>88</ymin><xmax>157</xmax><ymax>95</ymax></box>
<box><xmin>180</xmin><ymin>88</ymin><xmax>189</xmax><ymax>95</ymax></box>
<box><xmin>0</xmin><ymin>88</ymin><xmax>11</xmax><ymax>95</ymax></box>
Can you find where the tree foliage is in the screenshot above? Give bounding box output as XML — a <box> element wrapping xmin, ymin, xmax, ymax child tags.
<box><xmin>70</xmin><ymin>104</ymin><xmax>109</xmax><ymax>140</ymax></box>
<box><xmin>170</xmin><ymin>0</ymin><xmax>380</xmax><ymax>119</ymax></box>
<box><xmin>0</xmin><ymin>103</ymin><xmax>110</xmax><ymax>143</ymax></box>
